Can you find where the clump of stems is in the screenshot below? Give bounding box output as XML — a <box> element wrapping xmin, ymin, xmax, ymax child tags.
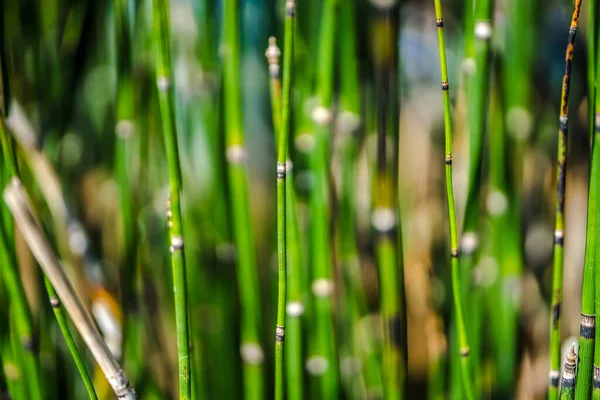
<box><xmin>432</xmin><ymin>1</ymin><xmax>474</xmax><ymax>398</ymax></box>
<box><xmin>152</xmin><ymin>0</ymin><xmax>191</xmax><ymax>397</ymax></box>
<box><xmin>3</xmin><ymin>179</ymin><xmax>136</xmax><ymax>399</ymax></box>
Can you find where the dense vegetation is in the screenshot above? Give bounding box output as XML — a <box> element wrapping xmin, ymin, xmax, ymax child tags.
<box><xmin>0</xmin><ymin>0</ymin><xmax>600</xmax><ymax>399</ymax></box>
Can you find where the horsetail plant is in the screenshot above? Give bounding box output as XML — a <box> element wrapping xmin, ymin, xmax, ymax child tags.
<box><xmin>43</xmin><ymin>277</ymin><xmax>98</xmax><ymax>400</ymax></box>
<box><xmin>273</xmin><ymin>1</ymin><xmax>296</xmax><ymax>399</ymax></box>
<box><xmin>0</xmin><ymin>112</ymin><xmax>44</xmax><ymax>400</ymax></box>
<box><xmin>266</xmin><ymin>31</ymin><xmax>304</xmax><ymax>400</ymax></box>
<box><xmin>223</xmin><ymin>0</ymin><xmax>265</xmax><ymax>397</ymax></box>
<box><xmin>369</xmin><ymin>1</ymin><xmax>406</xmax><ymax>398</ymax></box>
<box><xmin>152</xmin><ymin>0</ymin><xmax>191</xmax><ymax>397</ymax></box>
<box><xmin>561</xmin><ymin>345</ymin><xmax>578</xmax><ymax>400</ymax></box>
<box><xmin>3</xmin><ymin>179</ymin><xmax>137</xmax><ymax>399</ymax></box>
<box><xmin>546</xmin><ymin>1</ymin><xmax>585</xmax><ymax>398</ymax></box>
<box><xmin>307</xmin><ymin>0</ymin><xmax>339</xmax><ymax>397</ymax></box>
<box><xmin>432</xmin><ymin>1</ymin><xmax>474</xmax><ymax>398</ymax></box>
<box><xmin>592</xmin><ymin>25</ymin><xmax>600</xmax><ymax>398</ymax></box>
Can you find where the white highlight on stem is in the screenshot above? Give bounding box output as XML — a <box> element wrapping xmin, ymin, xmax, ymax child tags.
<box><xmin>170</xmin><ymin>236</ymin><xmax>184</xmax><ymax>252</ymax></box>
<box><xmin>337</xmin><ymin>111</ymin><xmax>361</xmax><ymax>135</ymax></box>
<box><xmin>157</xmin><ymin>76</ymin><xmax>171</xmax><ymax>92</ymax></box>
<box><xmin>306</xmin><ymin>356</ymin><xmax>329</xmax><ymax>375</ymax></box>
<box><xmin>486</xmin><ymin>190</ymin><xmax>508</xmax><ymax>216</ymax></box>
<box><xmin>460</xmin><ymin>231</ymin><xmax>478</xmax><ymax>254</ymax></box>
<box><xmin>554</xmin><ymin>230</ymin><xmax>564</xmax><ymax>240</ymax></box>
<box><xmin>68</xmin><ymin>221</ymin><xmax>89</xmax><ymax>256</ymax></box>
<box><xmin>295</xmin><ymin>132</ymin><xmax>316</xmax><ymax>153</ymax></box>
<box><xmin>506</xmin><ymin>106</ymin><xmax>533</xmax><ymax>141</ymax></box>
<box><xmin>240</xmin><ymin>343</ymin><xmax>264</xmax><ymax>365</ymax></box>
<box><xmin>226</xmin><ymin>145</ymin><xmax>247</xmax><ymax>164</ymax></box>
<box><xmin>312</xmin><ymin>279</ymin><xmax>334</xmax><ymax>298</ymax></box>
<box><xmin>286</xmin><ymin>302</ymin><xmax>304</xmax><ymax>316</ymax></box>
<box><xmin>462</xmin><ymin>58</ymin><xmax>477</xmax><ymax>75</ymax></box>
<box><xmin>367</xmin><ymin>0</ymin><xmax>397</xmax><ymax>9</ymax></box>
<box><xmin>312</xmin><ymin>106</ymin><xmax>332</xmax><ymax>126</ymax></box>
<box><xmin>115</xmin><ymin>120</ymin><xmax>134</xmax><ymax>140</ymax></box>
<box><xmin>474</xmin><ymin>21</ymin><xmax>493</xmax><ymax>40</ymax></box>
<box><xmin>370</xmin><ymin>207</ymin><xmax>396</xmax><ymax>232</ymax></box>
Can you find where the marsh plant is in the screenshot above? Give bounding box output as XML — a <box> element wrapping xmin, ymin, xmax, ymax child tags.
<box><xmin>0</xmin><ymin>0</ymin><xmax>599</xmax><ymax>399</ymax></box>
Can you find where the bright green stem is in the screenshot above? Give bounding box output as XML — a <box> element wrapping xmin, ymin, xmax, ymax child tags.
<box><xmin>152</xmin><ymin>0</ymin><xmax>191</xmax><ymax>398</ymax></box>
<box><xmin>308</xmin><ymin>0</ymin><xmax>339</xmax><ymax>398</ymax></box>
<box><xmin>44</xmin><ymin>278</ymin><xmax>97</xmax><ymax>399</ymax></box>
<box><xmin>592</xmin><ymin>8</ymin><xmax>600</xmax><ymax>397</ymax></box>
<box><xmin>432</xmin><ymin>1</ymin><xmax>474</xmax><ymax>398</ymax></box>
<box><xmin>274</xmin><ymin>2</ymin><xmax>296</xmax><ymax>400</ymax></box>
<box><xmin>223</xmin><ymin>0</ymin><xmax>264</xmax><ymax>398</ymax></box>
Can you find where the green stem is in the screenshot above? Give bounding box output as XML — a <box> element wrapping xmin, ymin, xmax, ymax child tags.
<box><xmin>561</xmin><ymin>345</ymin><xmax>578</xmax><ymax>400</ymax></box>
<box><xmin>432</xmin><ymin>2</ymin><xmax>474</xmax><ymax>398</ymax></box>
<box><xmin>274</xmin><ymin>2</ymin><xmax>296</xmax><ymax>399</ymax></box>
<box><xmin>44</xmin><ymin>277</ymin><xmax>98</xmax><ymax>400</ymax></box>
<box><xmin>223</xmin><ymin>0</ymin><xmax>264</xmax><ymax>397</ymax></box>
<box><xmin>307</xmin><ymin>0</ymin><xmax>339</xmax><ymax>398</ymax></box>
<box><xmin>151</xmin><ymin>0</ymin><xmax>191</xmax><ymax>398</ymax></box>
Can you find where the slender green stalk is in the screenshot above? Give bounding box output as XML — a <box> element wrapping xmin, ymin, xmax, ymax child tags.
<box><xmin>370</xmin><ymin>2</ymin><xmax>405</xmax><ymax>398</ymax></box>
<box><xmin>592</xmin><ymin>22</ymin><xmax>600</xmax><ymax>398</ymax></box>
<box><xmin>590</xmin><ymin>0</ymin><xmax>597</xmax><ymax>145</ymax></box>
<box><xmin>223</xmin><ymin>0</ymin><xmax>264</xmax><ymax>397</ymax></box>
<box><xmin>458</xmin><ymin>0</ymin><xmax>493</xmax><ymax>395</ymax></box>
<box><xmin>307</xmin><ymin>0</ymin><xmax>339</xmax><ymax>397</ymax></box>
<box><xmin>561</xmin><ymin>345</ymin><xmax>578</xmax><ymax>400</ymax></box>
<box><xmin>151</xmin><ymin>0</ymin><xmax>191</xmax><ymax>398</ymax></box>
<box><xmin>44</xmin><ymin>277</ymin><xmax>98</xmax><ymax>400</ymax></box>
<box><xmin>339</xmin><ymin>1</ymin><xmax>382</xmax><ymax>397</ymax></box>
<box><xmin>274</xmin><ymin>2</ymin><xmax>295</xmax><ymax>399</ymax></box>
<box><xmin>549</xmin><ymin>0</ymin><xmax>583</xmax><ymax>395</ymax></box>
<box><xmin>432</xmin><ymin>2</ymin><xmax>474</xmax><ymax>399</ymax></box>
<box><xmin>113</xmin><ymin>0</ymin><xmax>142</xmax><ymax>385</ymax></box>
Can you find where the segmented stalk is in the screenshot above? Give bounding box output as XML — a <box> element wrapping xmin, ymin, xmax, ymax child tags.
<box><xmin>151</xmin><ymin>0</ymin><xmax>191</xmax><ymax>397</ymax></box>
<box><xmin>223</xmin><ymin>0</ymin><xmax>264</xmax><ymax>397</ymax></box>
<box><xmin>432</xmin><ymin>2</ymin><xmax>474</xmax><ymax>398</ymax></box>
<box><xmin>307</xmin><ymin>0</ymin><xmax>339</xmax><ymax>397</ymax></box>
<box><xmin>546</xmin><ymin>1</ymin><xmax>585</xmax><ymax>398</ymax></box>
<box><xmin>592</xmin><ymin>29</ymin><xmax>600</xmax><ymax>398</ymax></box>
<box><xmin>561</xmin><ymin>345</ymin><xmax>578</xmax><ymax>400</ymax></box>
<box><xmin>274</xmin><ymin>2</ymin><xmax>295</xmax><ymax>399</ymax></box>
<box><xmin>44</xmin><ymin>278</ymin><xmax>98</xmax><ymax>400</ymax></box>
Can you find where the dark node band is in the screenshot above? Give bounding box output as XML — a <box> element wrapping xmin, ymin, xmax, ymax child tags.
<box><xmin>277</xmin><ymin>162</ymin><xmax>286</xmax><ymax>179</ymax></box>
<box><xmin>554</xmin><ymin>236</ymin><xmax>564</xmax><ymax>246</ymax></box>
<box><xmin>50</xmin><ymin>296</ymin><xmax>60</xmax><ymax>309</ymax></box>
<box><xmin>436</xmin><ymin>18</ymin><xmax>444</xmax><ymax>28</ymax></box>
<box><xmin>562</xmin><ymin>377</ymin><xmax>575</xmax><ymax>389</ymax></box>
<box><xmin>275</xmin><ymin>325</ymin><xmax>285</xmax><ymax>342</ymax></box>
<box><xmin>580</xmin><ymin>313</ymin><xmax>596</xmax><ymax>339</ymax></box>
<box><xmin>552</xmin><ymin>303</ymin><xmax>560</xmax><ymax>329</ymax></box>
<box><xmin>451</xmin><ymin>248</ymin><xmax>459</xmax><ymax>258</ymax></box>
<box><xmin>559</xmin><ymin>116</ymin><xmax>568</xmax><ymax>132</ymax></box>
<box><xmin>389</xmin><ymin>313</ymin><xmax>405</xmax><ymax>348</ymax></box>
<box><xmin>550</xmin><ymin>375</ymin><xmax>559</xmax><ymax>388</ymax></box>
<box><xmin>442</xmin><ymin>81</ymin><xmax>449</xmax><ymax>91</ymax></box>
<box><xmin>445</xmin><ymin>155</ymin><xmax>452</xmax><ymax>165</ymax></box>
